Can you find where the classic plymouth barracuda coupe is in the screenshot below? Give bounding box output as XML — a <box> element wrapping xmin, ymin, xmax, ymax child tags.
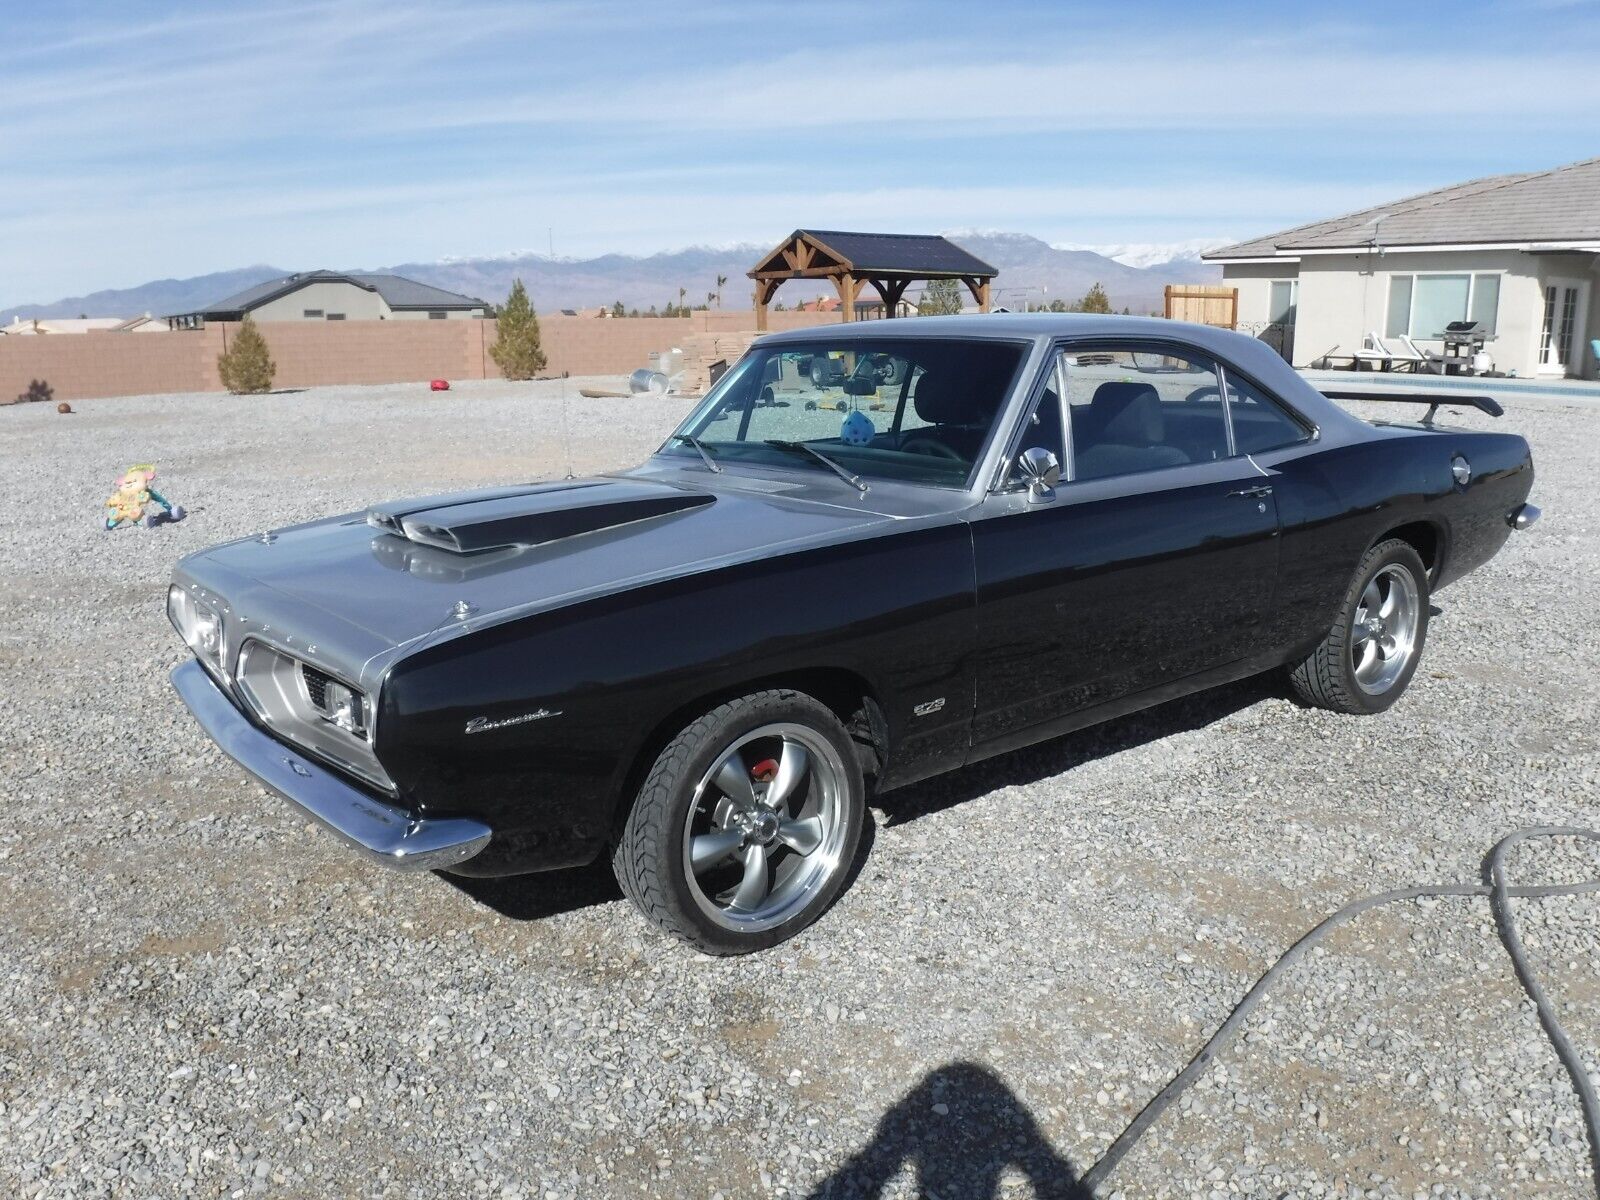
<box><xmin>170</xmin><ymin>315</ymin><xmax>1538</xmax><ymax>953</ymax></box>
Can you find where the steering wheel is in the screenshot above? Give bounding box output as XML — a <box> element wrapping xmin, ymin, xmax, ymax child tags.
<box><xmin>899</xmin><ymin>434</ymin><xmax>964</xmax><ymax>461</ymax></box>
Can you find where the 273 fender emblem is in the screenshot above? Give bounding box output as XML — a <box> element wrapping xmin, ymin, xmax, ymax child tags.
<box><xmin>912</xmin><ymin>698</ymin><xmax>945</xmax><ymax>717</ymax></box>
<box><xmin>464</xmin><ymin>709</ymin><xmax>561</xmax><ymax>734</ymax></box>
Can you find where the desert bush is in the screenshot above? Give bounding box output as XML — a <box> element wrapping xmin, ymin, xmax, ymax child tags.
<box><xmin>489</xmin><ymin>279</ymin><xmax>547</xmax><ymax>380</ymax></box>
<box><xmin>217</xmin><ymin>316</ymin><xmax>275</xmax><ymax>394</ymax></box>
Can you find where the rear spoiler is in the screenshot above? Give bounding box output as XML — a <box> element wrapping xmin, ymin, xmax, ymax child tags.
<box><xmin>1321</xmin><ymin>389</ymin><xmax>1503</xmax><ymax>425</ymax></box>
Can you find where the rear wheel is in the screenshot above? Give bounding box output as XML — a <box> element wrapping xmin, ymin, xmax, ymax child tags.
<box><xmin>613</xmin><ymin>690</ymin><xmax>864</xmax><ymax>954</ymax></box>
<box><xmin>1289</xmin><ymin>538</ymin><xmax>1429</xmax><ymax>714</ymax></box>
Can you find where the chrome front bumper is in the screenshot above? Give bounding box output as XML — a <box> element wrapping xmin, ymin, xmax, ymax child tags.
<box><xmin>172</xmin><ymin>659</ymin><xmax>491</xmax><ymax>872</ymax></box>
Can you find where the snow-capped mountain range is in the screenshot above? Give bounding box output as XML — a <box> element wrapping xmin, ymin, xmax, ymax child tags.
<box><xmin>1</xmin><ymin>232</ymin><xmax>1226</xmax><ymax>323</ymax></box>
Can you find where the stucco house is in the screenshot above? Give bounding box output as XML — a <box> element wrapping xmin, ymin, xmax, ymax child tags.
<box><xmin>171</xmin><ymin>270</ymin><xmax>488</xmax><ymax>327</ymax></box>
<box><xmin>1205</xmin><ymin>157</ymin><xmax>1600</xmax><ymax>379</ymax></box>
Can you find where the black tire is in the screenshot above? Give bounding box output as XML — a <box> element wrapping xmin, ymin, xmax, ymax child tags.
<box><xmin>1289</xmin><ymin>538</ymin><xmax>1430</xmax><ymax>714</ymax></box>
<box><xmin>613</xmin><ymin>689</ymin><xmax>865</xmax><ymax>955</ymax></box>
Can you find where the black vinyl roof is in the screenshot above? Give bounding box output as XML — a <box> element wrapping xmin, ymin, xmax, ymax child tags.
<box><xmin>791</xmin><ymin>230</ymin><xmax>997</xmax><ymax>278</ymax></box>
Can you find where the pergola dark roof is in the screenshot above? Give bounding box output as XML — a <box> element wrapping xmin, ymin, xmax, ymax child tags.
<box><xmin>748</xmin><ymin>230</ymin><xmax>998</xmax><ymax>328</ymax></box>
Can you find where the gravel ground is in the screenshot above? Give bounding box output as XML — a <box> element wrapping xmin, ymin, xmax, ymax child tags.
<box><xmin>1</xmin><ymin>376</ymin><xmax>1596</xmax><ymax>1199</ymax></box>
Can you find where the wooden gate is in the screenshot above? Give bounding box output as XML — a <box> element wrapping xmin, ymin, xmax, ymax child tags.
<box><xmin>1164</xmin><ymin>284</ymin><xmax>1238</xmax><ymax>329</ymax></box>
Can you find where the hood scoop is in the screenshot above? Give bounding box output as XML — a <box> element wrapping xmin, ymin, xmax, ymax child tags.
<box><xmin>368</xmin><ymin>479</ymin><xmax>713</xmax><ymax>554</ymax></box>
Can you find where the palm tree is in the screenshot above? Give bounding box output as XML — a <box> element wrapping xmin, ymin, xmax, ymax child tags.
<box><xmin>678</xmin><ymin>286</ymin><xmax>687</xmax><ymax>314</ymax></box>
<box><xmin>715</xmin><ymin>274</ymin><xmax>728</xmax><ymax>307</ymax></box>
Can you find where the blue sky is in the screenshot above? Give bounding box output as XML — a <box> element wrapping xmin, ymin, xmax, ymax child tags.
<box><xmin>3</xmin><ymin>0</ymin><xmax>1599</xmax><ymax>304</ymax></box>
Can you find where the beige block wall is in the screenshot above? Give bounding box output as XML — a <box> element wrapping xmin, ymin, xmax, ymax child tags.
<box><xmin>0</xmin><ymin>310</ymin><xmax>838</xmax><ymax>402</ymax></box>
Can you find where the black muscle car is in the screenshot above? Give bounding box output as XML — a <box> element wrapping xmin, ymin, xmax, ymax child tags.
<box><xmin>169</xmin><ymin>315</ymin><xmax>1540</xmax><ymax>953</ymax></box>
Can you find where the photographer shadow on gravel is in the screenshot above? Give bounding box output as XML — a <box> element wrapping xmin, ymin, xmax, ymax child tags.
<box><xmin>805</xmin><ymin>1061</ymin><xmax>1092</xmax><ymax>1199</ymax></box>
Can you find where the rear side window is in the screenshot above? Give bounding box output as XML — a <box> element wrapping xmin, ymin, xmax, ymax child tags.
<box><xmin>1224</xmin><ymin>373</ymin><xmax>1309</xmax><ymax>454</ymax></box>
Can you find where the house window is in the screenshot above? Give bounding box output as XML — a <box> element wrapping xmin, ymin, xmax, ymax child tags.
<box><xmin>1385</xmin><ymin>273</ymin><xmax>1499</xmax><ymax>339</ymax></box>
<box><xmin>326</xmin><ymin>313</ymin><xmax>345</xmax><ymax>321</ymax></box>
<box><xmin>427</xmin><ymin>310</ymin><xmax>448</xmax><ymax>320</ymax></box>
<box><xmin>1267</xmin><ymin>280</ymin><xmax>1298</xmax><ymax>325</ymax></box>
<box><xmin>303</xmin><ymin>309</ymin><xmax>323</xmax><ymax>318</ymax></box>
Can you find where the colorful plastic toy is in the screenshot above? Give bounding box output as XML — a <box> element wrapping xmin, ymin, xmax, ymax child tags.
<box><xmin>104</xmin><ymin>464</ymin><xmax>186</xmax><ymax>530</ymax></box>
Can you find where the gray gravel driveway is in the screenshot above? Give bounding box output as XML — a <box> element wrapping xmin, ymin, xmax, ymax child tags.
<box><xmin>1</xmin><ymin>377</ymin><xmax>1595</xmax><ymax>1198</ymax></box>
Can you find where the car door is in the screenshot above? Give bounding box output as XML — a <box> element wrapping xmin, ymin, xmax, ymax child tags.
<box><xmin>969</xmin><ymin>341</ymin><xmax>1282</xmax><ymax>754</ymax></box>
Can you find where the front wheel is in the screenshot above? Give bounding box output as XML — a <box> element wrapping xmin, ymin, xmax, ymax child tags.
<box><xmin>613</xmin><ymin>690</ymin><xmax>864</xmax><ymax>954</ymax></box>
<box><xmin>1289</xmin><ymin>538</ymin><xmax>1429</xmax><ymax>714</ymax></box>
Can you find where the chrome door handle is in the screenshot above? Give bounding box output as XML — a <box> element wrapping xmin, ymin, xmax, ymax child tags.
<box><xmin>1229</xmin><ymin>485</ymin><xmax>1274</xmax><ymax>498</ymax></box>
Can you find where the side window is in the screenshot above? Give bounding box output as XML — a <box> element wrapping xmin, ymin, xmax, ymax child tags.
<box><xmin>1224</xmin><ymin>372</ymin><xmax>1309</xmax><ymax>454</ymax></box>
<box><xmin>1063</xmin><ymin>348</ymin><xmax>1226</xmax><ymax>481</ymax></box>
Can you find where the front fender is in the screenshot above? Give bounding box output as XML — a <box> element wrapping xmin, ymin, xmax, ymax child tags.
<box><xmin>376</xmin><ymin>522</ymin><xmax>976</xmax><ymax>875</ymax></box>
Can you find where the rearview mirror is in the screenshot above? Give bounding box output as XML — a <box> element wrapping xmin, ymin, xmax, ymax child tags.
<box><xmin>1017</xmin><ymin>447</ymin><xmax>1060</xmax><ymax>502</ymax></box>
<box><xmin>842</xmin><ymin>377</ymin><xmax>876</xmax><ymax>396</ymax></box>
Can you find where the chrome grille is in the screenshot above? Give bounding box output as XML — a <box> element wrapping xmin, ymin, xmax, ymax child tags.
<box><xmin>301</xmin><ymin>663</ymin><xmax>333</xmax><ymax>711</ymax></box>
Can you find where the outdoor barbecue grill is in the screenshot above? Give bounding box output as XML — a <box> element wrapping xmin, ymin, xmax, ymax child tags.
<box><xmin>1436</xmin><ymin>320</ymin><xmax>1489</xmax><ymax>375</ymax></box>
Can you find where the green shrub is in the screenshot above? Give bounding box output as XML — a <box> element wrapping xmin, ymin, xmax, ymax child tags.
<box><xmin>490</xmin><ymin>279</ymin><xmax>547</xmax><ymax>380</ymax></box>
<box><xmin>217</xmin><ymin>315</ymin><xmax>275</xmax><ymax>394</ymax></box>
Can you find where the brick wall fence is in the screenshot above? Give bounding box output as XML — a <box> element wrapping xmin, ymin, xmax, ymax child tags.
<box><xmin>0</xmin><ymin>310</ymin><xmax>836</xmax><ymax>403</ymax></box>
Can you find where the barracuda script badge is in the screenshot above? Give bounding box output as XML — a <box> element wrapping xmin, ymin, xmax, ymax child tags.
<box><xmin>464</xmin><ymin>708</ymin><xmax>561</xmax><ymax>735</ymax></box>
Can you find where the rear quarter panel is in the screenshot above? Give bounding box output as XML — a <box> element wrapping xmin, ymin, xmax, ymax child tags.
<box><xmin>1258</xmin><ymin>424</ymin><xmax>1532</xmax><ymax>659</ymax></box>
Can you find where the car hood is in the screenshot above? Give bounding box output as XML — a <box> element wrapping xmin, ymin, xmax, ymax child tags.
<box><xmin>177</xmin><ymin>472</ymin><xmax>904</xmax><ymax>689</ymax></box>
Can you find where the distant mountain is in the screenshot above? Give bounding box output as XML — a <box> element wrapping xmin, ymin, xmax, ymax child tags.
<box><xmin>1</xmin><ymin>233</ymin><xmax>1226</xmax><ymax>323</ymax></box>
<box><xmin>946</xmin><ymin>232</ymin><xmax>1219</xmax><ymax>312</ymax></box>
<box><xmin>381</xmin><ymin>245</ymin><xmax>807</xmax><ymax>315</ymax></box>
<box><xmin>1</xmin><ymin>265</ymin><xmax>286</xmax><ymax>326</ymax></box>
<box><xmin>1056</xmin><ymin>238</ymin><xmax>1230</xmax><ymax>271</ymax></box>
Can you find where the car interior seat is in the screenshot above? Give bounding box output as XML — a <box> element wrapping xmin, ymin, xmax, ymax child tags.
<box><xmin>1072</xmin><ymin>381</ymin><xmax>1190</xmax><ymax>480</ymax></box>
<box><xmin>902</xmin><ymin>370</ymin><xmax>995</xmax><ymax>461</ymax></box>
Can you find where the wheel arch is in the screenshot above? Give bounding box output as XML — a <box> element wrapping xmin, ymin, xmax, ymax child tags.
<box><xmin>605</xmin><ymin>666</ymin><xmax>886</xmax><ymax>845</ymax></box>
<box><xmin>1371</xmin><ymin>518</ymin><xmax>1445</xmax><ymax>583</ymax></box>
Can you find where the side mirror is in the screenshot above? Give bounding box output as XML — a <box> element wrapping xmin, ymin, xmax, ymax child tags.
<box><xmin>1017</xmin><ymin>447</ymin><xmax>1060</xmax><ymax>501</ymax></box>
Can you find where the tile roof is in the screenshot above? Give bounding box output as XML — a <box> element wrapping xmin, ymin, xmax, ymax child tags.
<box><xmin>1205</xmin><ymin>157</ymin><xmax>1600</xmax><ymax>259</ymax></box>
<box><xmin>187</xmin><ymin>270</ymin><xmax>487</xmax><ymax>317</ymax></box>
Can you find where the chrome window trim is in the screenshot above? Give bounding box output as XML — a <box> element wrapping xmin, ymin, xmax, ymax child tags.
<box><xmin>1215</xmin><ymin>360</ymin><xmax>1319</xmax><ymax>450</ymax></box>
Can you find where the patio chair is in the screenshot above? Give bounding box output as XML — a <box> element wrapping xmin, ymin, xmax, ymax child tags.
<box><xmin>1387</xmin><ymin>335</ymin><xmax>1438</xmax><ymax>373</ymax></box>
<box><xmin>1351</xmin><ymin>332</ymin><xmax>1398</xmax><ymax>371</ymax></box>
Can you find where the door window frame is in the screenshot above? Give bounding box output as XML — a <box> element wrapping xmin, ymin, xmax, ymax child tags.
<box><xmin>989</xmin><ymin>337</ymin><xmax>1315</xmax><ymax>492</ymax></box>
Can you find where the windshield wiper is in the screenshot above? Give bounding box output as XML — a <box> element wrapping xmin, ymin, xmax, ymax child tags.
<box><xmin>763</xmin><ymin>439</ymin><xmax>868</xmax><ymax>494</ymax></box>
<box><xmin>671</xmin><ymin>434</ymin><xmax>721</xmax><ymax>473</ymax></box>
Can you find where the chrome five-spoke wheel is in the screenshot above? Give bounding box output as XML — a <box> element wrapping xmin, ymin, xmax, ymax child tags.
<box><xmin>1350</xmin><ymin>563</ymin><xmax>1420</xmax><ymax>695</ymax></box>
<box><xmin>1289</xmin><ymin>537</ymin><xmax>1430</xmax><ymax>715</ymax></box>
<box><xmin>614</xmin><ymin>689</ymin><xmax>865</xmax><ymax>953</ymax></box>
<box><xmin>682</xmin><ymin>724</ymin><xmax>851</xmax><ymax>933</ymax></box>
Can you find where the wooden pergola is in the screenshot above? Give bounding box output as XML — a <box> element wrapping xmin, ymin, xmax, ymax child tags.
<box><xmin>748</xmin><ymin>230</ymin><xmax>998</xmax><ymax>330</ymax></box>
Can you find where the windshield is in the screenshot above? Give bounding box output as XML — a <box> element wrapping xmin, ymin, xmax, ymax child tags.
<box><xmin>664</xmin><ymin>337</ymin><xmax>1030</xmax><ymax>488</ymax></box>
